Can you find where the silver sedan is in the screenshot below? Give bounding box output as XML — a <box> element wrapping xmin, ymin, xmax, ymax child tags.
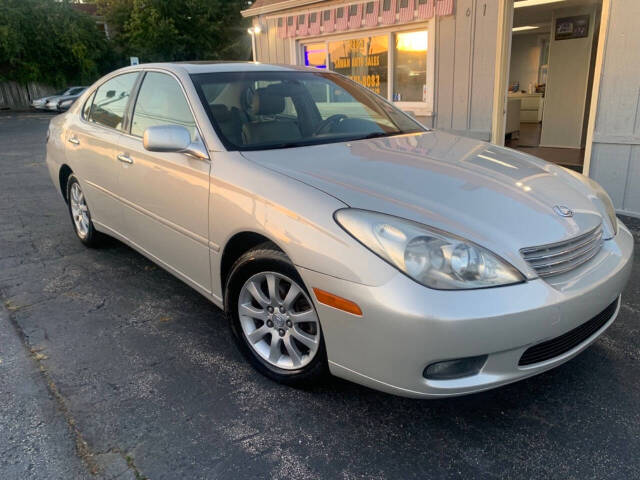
<box><xmin>45</xmin><ymin>63</ymin><xmax>633</xmax><ymax>398</ymax></box>
<box><xmin>32</xmin><ymin>86</ymin><xmax>86</xmax><ymax>111</ymax></box>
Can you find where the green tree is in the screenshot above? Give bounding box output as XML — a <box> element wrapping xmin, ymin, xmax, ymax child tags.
<box><xmin>0</xmin><ymin>0</ymin><xmax>114</xmax><ymax>86</ymax></box>
<box><xmin>97</xmin><ymin>0</ymin><xmax>252</xmax><ymax>63</ymax></box>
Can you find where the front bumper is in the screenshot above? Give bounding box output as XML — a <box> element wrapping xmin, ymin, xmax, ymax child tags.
<box><xmin>301</xmin><ymin>221</ymin><xmax>634</xmax><ymax>398</ymax></box>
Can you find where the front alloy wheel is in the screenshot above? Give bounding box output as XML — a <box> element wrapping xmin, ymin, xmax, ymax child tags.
<box><xmin>225</xmin><ymin>243</ymin><xmax>327</xmax><ymax>386</ymax></box>
<box><xmin>238</xmin><ymin>271</ymin><xmax>321</xmax><ymax>370</ymax></box>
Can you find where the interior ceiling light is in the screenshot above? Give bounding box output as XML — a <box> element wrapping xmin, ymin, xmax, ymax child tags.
<box><xmin>512</xmin><ymin>25</ymin><xmax>541</xmax><ymax>32</ymax></box>
<box><xmin>514</xmin><ymin>0</ymin><xmax>566</xmax><ymax>8</ymax></box>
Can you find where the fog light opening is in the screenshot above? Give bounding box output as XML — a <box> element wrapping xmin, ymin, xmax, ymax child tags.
<box><xmin>423</xmin><ymin>355</ymin><xmax>488</xmax><ymax>380</ymax></box>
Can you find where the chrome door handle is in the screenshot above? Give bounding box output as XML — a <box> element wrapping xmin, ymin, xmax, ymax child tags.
<box><xmin>68</xmin><ymin>136</ymin><xmax>80</xmax><ymax>145</ymax></box>
<box><xmin>117</xmin><ymin>153</ymin><xmax>133</xmax><ymax>164</ymax></box>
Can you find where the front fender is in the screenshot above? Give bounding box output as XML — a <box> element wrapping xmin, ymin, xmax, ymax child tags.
<box><xmin>208</xmin><ymin>152</ymin><xmax>398</xmax><ymax>300</ymax></box>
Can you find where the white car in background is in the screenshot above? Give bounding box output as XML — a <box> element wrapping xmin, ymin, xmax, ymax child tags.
<box><xmin>44</xmin><ymin>63</ymin><xmax>633</xmax><ymax>398</ymax></box>
<box><xmin>31</xmin><ymin>86</ymin><xmax>86</xmax><ymax>111</ymax></box>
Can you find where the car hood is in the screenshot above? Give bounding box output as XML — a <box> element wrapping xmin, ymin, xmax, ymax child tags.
<box><xmin>241</xmin><ymin>130</ymin><xmax>605</xmax><ymax>273</ymax></box>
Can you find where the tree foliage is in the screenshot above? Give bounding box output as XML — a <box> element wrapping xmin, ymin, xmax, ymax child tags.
<box><xmin>98</xmin><ymin>0</ymin><xmax>252</xmax><ymax>63</ymax></box>
<box><xmin>0</xmin><ymin>0</ymin><xmax>114</xmax><ymax>86</ymax></box>
<box><xmin>0</xmin><ymin>0</ymin><xmax>252</xmax><ymax>87</ymax></box>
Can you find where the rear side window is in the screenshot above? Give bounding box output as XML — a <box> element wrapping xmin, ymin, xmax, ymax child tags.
<box><xmin>130</xmin><ymin>72</ymin><xmax>197</xmax><ymax>140</ymax></box>
<box><xmin>88</xmin><ymin>73</ymin><xmax>138</xmax><ymax>131</ymax></box>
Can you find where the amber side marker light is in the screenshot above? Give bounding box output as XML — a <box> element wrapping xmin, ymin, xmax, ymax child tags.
<box><xmin>313</xmin><ymin>288</ymin><xmax>363</xmax><ymax>316</ymax></box>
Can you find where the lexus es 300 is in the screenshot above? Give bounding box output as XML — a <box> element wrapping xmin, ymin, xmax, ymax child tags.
<box><xmin>45</xmin><ymin>63</ymin><xmax>633</xmax><ymax>397</ymax></box>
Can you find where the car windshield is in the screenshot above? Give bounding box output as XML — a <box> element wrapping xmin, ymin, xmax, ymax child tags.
<box><xmin>191</xmin><ymin>70</ymin><xmax>425</xmax><ymax>151</ymax></box>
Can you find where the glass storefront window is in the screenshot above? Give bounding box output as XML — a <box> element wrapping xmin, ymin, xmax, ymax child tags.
<box><xmin>393</xmin><ymin>30</ymin><xmax>428</xmax><ymax>102</ymax></box>
<box><xmin>303</xmin><ymin>42</ymin><xmax>327</xmax><ymax>69</ymax></box>
<box><xmin>328</xmin><ymin>35</ymin><xmax>388</xmax><ymax>97</ymax></box>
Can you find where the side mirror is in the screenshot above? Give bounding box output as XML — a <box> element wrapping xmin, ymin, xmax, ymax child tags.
<box><xmin>142</xmin><ymin>125</ymin><xmax>208</xmax><ymax>160</ymax></box>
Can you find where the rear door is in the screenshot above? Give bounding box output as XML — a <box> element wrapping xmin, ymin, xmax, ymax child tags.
<box><xmin>64</xmin><ymin>72</ymin><xmax>139</xmax><ymax>235</ymax></box>
<box><xmin>116</xmin><ymin>71</ymin><xmax>212</xmax><ymax>293</ymax></box>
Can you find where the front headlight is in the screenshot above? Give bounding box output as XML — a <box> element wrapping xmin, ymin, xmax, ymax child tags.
<box><xmin>335</xmin><ymin>209</ymin><xmax>525</xmax><ymax>290</ymax></box>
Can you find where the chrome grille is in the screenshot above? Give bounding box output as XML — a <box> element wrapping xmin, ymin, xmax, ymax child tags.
<box><xmin>520</xmin><ymin>225</ymin><xmax>604</xmax><ymax>278</ymax></box>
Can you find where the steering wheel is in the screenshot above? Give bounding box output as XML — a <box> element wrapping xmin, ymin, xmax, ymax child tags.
<box><xmin>313</xmin><ymin>114</ymin><xmax>347</xmax><ymax>135</ymax></box>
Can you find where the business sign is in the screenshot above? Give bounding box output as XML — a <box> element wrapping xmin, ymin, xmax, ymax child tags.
<box><xmin>555</xmin><ymin>15</ymin><xmax>589</xmax><ymax>40</ymax></box>
<box><xmin>329</xmin><ymin>36</ymin><xmax>388</xmax><ymax>96</ymax></box>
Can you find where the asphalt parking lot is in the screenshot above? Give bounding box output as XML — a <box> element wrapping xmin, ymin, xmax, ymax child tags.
<box><xmin>1</xmin><ymin>112</ymin><xmax>639</xmax><ymax>480</ymax></box>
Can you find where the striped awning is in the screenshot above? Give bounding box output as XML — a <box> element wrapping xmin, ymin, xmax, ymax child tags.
<box><xmin>272</xmin><ymin>0</ymin><xmax>454</xmax><ymax>39</ymax></box>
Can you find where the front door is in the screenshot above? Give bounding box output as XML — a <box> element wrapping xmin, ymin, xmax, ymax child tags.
<box><xmin>116</xmin><ymin>71</ymin><xmax>212</xmax><ymax>293</ymax></box>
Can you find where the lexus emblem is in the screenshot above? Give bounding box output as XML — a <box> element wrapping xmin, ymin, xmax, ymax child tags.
<box><xmin>553</xmin><ymin>205</ymin><xmax>574</xmax><ymax>217</ymax></box>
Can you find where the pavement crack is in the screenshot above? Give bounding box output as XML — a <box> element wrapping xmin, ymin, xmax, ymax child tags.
<box><xmin>125</xmin><ymin>454</ymin><xmax>148</xmax><ymax>480</ymax></box>
<box><xmin>91</xmin><ymin>447</ymin><xmax>148</xmax><ymax>480</ymax></box>
<box><xmin>88</xmin><ymin>298</ymin><xmax>107</xmax><ymax>313</ymax></box>
<box><xmin>2</xmin><ymin>298</ymin><xmax>102</xmax><ymax>476</ymax></box>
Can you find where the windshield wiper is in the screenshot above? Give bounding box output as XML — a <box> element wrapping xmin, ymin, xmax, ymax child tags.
<box><xmin>357</xmin><ymin>129</ymin><xmax>425</xmax><ymax>141</ymax></box>
<box><xmin>242</xmin><ymin>142</ymin><xmax>303</xmax><ymax>151</ymax></box>
<box><xmin>355</xmin><ymin>131</ymin><xmax>398</xmax><ymax>140</ymax></box>
<box><xmin>239</xmin><ymin>130</ymin><xmax>422</xmax><ymax>151</ymax></box>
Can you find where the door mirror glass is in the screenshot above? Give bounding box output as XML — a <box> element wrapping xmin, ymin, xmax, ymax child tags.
<box><xmin>143</xmin><ymin>125</ymin><xmax>191</xmax><ymax>152</ymax></box>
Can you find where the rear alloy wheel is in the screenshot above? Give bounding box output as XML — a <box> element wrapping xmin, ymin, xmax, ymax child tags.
<box><xmin>66</xmin><ymin>174</ymin><xmax>99</xmax><ymax>247</ymax></box>
<box><xmin>226</xmin><ymin>244</ymin><xmax>327</xmax><ymax>385</ymax></box>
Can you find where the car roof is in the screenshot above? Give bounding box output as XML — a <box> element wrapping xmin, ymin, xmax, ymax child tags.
<box><xmin>115</xmin><ymin>62</ymin><xmax>318</xmax><ymax>75</ymax></box>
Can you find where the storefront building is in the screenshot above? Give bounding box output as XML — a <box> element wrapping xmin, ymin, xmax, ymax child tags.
<box><xmin>242</xmin><ymin>0</ymin><xmax>640</xmax><ymax>218</ymax></box>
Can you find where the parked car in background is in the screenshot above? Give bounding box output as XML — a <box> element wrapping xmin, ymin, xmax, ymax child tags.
<box><xmin>56</xmin><ymin>92</ymin><xmax>86</xmax><ymax>112</ymax></box>
<box><xmin>45</xmin><ymin>63</ymin><xmax>633</xmax><ymax>398</ymax></box>
<box><xmin>48</xmin><ymin>87</ymin><xmax>87</xmax><ymax>112</ymax></box>
<box><xmin>32</xmin><ymin>86</ymin><xmax>86</xmax><ymax>111</ymax></box>
<box><xmin>31</xmin><ymin>89</ymin><xmax>65</xmax><ymax>110</ymax></box>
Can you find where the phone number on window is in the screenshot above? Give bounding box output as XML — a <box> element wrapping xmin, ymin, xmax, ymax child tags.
<box><xmin>348</xmin><ymin>74</ymin><xmax>381</xmax><ymax>94</ymax></box>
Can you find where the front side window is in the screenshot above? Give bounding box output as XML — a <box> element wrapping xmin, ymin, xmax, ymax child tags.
<box><xmin>191</xmin><ymin>71</ymin><xmax>424</xmax><ymax>151</ymax></box>
<box><xmin>131</xmin><ymin>72</ymin><xmax>197</xmax><ymax>139</ymax></box>
<box><xmin>329</xmin><ymin>35</ymin><xmax>388</xmax><ymax>97</ymax></box>
<box><xmin>88</xmin><ymin>73</ymin><xmax>138</xmax><ymax>131</ymax></box>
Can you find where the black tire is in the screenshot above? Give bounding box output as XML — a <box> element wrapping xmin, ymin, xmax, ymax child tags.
<box><xmin>225</xmin><ymin>242</ymin><xmax>328</xmax><ymax>386</ymax></box>
<box><xmin>66</xmin><ymin>174</ymin><xmax>100</xmax><ymax>247</ymax></box>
